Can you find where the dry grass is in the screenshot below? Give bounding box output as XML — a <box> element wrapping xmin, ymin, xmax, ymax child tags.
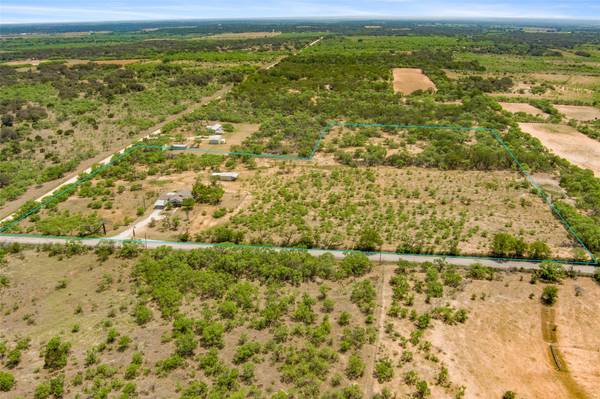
<box><xmin>392</xmin><ymin>68</ymin><xmax>437</xmax><ymax>95</ymax></box>
<box><xmin>555</xmin><ymin>105</ymin><xmax>600</xmax><ymax>122</ymax></box>
<box><xmin>519</xmin><ymin>123</ymin><xmax>600</xmax><ymax>177</ymax></box>
<box><xmin>499</xmin><ymin>102</ymin><xmax>548</xmax><ymax>117</ymax></box>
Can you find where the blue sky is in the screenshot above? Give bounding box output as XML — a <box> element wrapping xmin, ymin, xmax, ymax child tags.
<box><xmin>1</xmin><ymin>0</ymin><xmax>599</xmax><ymax>24</ymax></box>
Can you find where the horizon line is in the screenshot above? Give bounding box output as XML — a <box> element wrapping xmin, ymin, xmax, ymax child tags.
<box><xmin>2</xmin><ymin>15</ymin><xmax>600</xmax><ymax>27</ymax></box>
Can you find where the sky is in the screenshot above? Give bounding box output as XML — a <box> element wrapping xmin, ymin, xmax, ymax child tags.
<box><xmin>1</xmin><ymin>0</ymin><xmax>599</xmax><ymax>24</ymax></box>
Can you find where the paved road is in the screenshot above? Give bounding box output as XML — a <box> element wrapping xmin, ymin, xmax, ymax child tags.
<box><xmin>0</xmin><ymin>234</ymin><xmax>596</xmax><ymax>274</ymax></box>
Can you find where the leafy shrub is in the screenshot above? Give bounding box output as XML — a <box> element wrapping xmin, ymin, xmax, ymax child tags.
<box><xmin>374</xmin><ymin>357</ymin><xmax>394</xmax><ymax>383</ymax></box>
<box><xmin>133</xmin><ymin>303</ymin><xmax>153</xmax><ymax>325</ymax></box>
<box><xmin>156</xmin><ymin>354</ymin><xmax>184</xmax><ymax>375</ymax></box>
<box><xmin>355</xmin><ymin>227</ymin><xmax>383</xmax><ymax>251</ymax></box>
<box><xmin>180</xmin><ymin>381</ymin><xmax>208</xmax><ymax>399</ymax></box>
<box><xmin>350</xmin><ymin>280</ymin><xmax>376</xmax><ymax>315</ymax></box>
<box><xmin>43</xmin><ymin>336</ymin><xmax>70</xmax><ymax>370</ymax></box>
<box><xmin>340</xmin><ymin>252</ymin><xmax>372</xmax><ymax>277</ymax></box>
<box><xmin>233</xmin><ymin>341</ymin><xmax>261</xmax><ymax>364</ymax></box>
<box><xmin>466</xmin><ymin>264</ymin><xmax>494</xmax><ymax>280</ymax></box>
<box><xmin>192</xmin><ymin>180</ymin><xmax>224</xmax><ymax>204</ymax></box>
<box><xmin>345</xmin><ymin>354</ymin><xmax>365</xmax><ymax>380</ymax></box>
<box><xmin>541</xmin><ymin>286</ymin><xmax>558</xmax><ymax>306</ymax></box>
<box><xmin>200</xmin><ymin>321</ymin><xmax>225</xmax><ymax>348</ymax></box>
<box><xmin>536</xmin><ymin>262</ymin><xmax>565</xmax><ymax>283</ymax></box>
<box><xmin>175</xmin><ymin>333</ymin><xmax>197</xmax><ymax>357</ymax></box>
<box><xmin>0</xmin><ymin>371</ymin><xmax>15</xmax><ymax>392</ymax></box>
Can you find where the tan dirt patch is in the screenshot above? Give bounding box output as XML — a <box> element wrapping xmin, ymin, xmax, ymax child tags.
<box><xmin>519</xmin><ymin>123</ymin><xmax>600</xmax><ymax>177</ymax></box>
<box><xmin>499</xmin><ymin>102</ymin><xmax>548</xmax><ymax>117</ymax></box>
<box><xmin>427</xmin><ymin>275</ymin><xmax>600</xmax><ymax>399</ymax></box>
<box><xmin>203</xmin><ymin>31</ymin><xmax>282</xmax><ymax>40</ymax></box>
<box><xmin>392</xmin><ymin>68</ymin><xmax>437</xmax><ymax>94</ymax></box>
<box><xmin>554</xmin><ymin>105</ymin><xmax>600</xmax><ymax>122</ymax></box>
<box><xmin>172</xmin><ymin>121</ymin><xmax>259</xmax><ymax>152</ymax></box>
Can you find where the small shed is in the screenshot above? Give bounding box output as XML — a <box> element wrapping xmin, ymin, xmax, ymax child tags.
<box><xmin>212</xmin><ymin>172</ymin><xmax>239</xmax><ymax>181</ymax></box>
<box><xmin>208</xmin><ymin>135</ymin><xmax>226</xmax><ymax>145</ymax></box>
<box><xmin>171</xmin><ymin>143</ymin><xmax>187</xmax><ymax>150</ymax></box>
<box><xmin>207</xmin><ymin>123</ymin><xmax>224</xmax><ymax>134</ymax></box>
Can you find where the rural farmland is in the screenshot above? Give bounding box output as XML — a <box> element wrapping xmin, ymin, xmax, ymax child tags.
<box><xmin>1</xmin><ymin>15</ymin><xmax>600</xmax><ymax>399</ymax></box>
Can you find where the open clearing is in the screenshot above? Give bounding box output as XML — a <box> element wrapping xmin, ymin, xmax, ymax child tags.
<box><xmin>427</xmin><ymin>275</ymin><xmax>600</xmax><ymax>399</ymax></box>
<box><xmin>555</xmin><ymin>105</ymin><xmax>600</xmax><ymax>122</ymax></box>
<box><xmin>499</xmin><ymin>102</ymin><xmax>548</xmax><ymax>117</ymax></box>
<box><xmin>519</xmin><ymin>123</ymin><xmax>600</xmax><ymax>177</ymax></box>
<box><xmin>168</xmin><ymin>121</ymin><xmax>259</xmax><ymax>152</ymax></box>
<box><xmin>378</xmin><ymin>269</ymin><xmax>600</xmax><ymax>398</ymax></box>
<box><xmin>392</xmin><ymin>68</ymin><xmax>437</xmax><ymax>94</ymax></box>
<box><xmin>203</xmin><ymin>31</ymin><xmax>282</xmax><ymax>40</ymax></box>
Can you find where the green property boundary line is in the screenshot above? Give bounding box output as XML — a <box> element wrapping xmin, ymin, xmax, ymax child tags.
<box><xmin>0</xmin><ymin>121</ymin><xmax>597</xmax><ymax>265</ymax></box>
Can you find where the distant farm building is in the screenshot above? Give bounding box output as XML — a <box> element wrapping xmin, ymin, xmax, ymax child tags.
<box><xmin>154</xmin><ymin>190</ymin><xmax>193</xmax><ymax>209</ymax></box>
<box><xmin>212</xmin><ymin>172</ymin><xmax>239</xmax><ymax>181</ymax></box>
<box><xmin>207</xmin><ymin>123</ymin><xmax>224</xmax><ymax>134</ymax></box>
<box><xmin>171</xmin><ymin>143</ymin><xmax>188</xmax><ymax>150</ymax></box>
<box><xmin>208</xmin><ymin>135</ymin><xmax>226</xmax><ymax>145</ymax></box>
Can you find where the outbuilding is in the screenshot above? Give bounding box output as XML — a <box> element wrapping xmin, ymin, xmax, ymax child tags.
<box><xmin>208</xmin><ymin>135</ymin><xmax>226</xmax><ymax>145</ymax></box>
<box><xmin>211</xmin><ymin>172</ymin><xmax>239</xmax><ymax>181</ymax></box>
<box><xmin>207</xmin><ymin>123</ymin><xmax>224</xmax><ymax>134</ymax></box>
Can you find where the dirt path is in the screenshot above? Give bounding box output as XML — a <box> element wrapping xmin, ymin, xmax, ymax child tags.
<box><xmin>364</xmin><ymin>261</ymin><xmax>393</xmax><ymax>398</ymax></box>
<box><xmin>0</xmin><ymin>38</ymin><xmax>325</xmax><ymax>222</ymax></box>
<box><xmin>541</xmin><ymin>305</ymin><xmax>590</xmax><ymax>399</ymax></box>
<box><xmin>0</xmin><ymin>85</ymin><xmax>231</xmax><ymax>221</ymax></box>
<box><xmin>111</xmin><ymin>209</ymin><xmax>164</xmax><ymax>240</ymax></box>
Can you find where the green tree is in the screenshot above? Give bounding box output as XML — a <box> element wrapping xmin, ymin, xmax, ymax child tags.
<box><xmin>529</xmin><ymin>241</ymin><xmax>551</xmax><ymax>259</ymax></box>
<box><xmin>192</xmin><ymin>180</ymin><xmax>224</xmax><ymax>205</ymax></box>
<box><xmin>491</xmin><ymin>233</ymin><xmax>517</xmax><ymax>257</ymax></box>
<box><xmin>43</xmin><ymin>336</ymin><xmax>71</xmax><ymax>370</ymax></box>
<box><xmin>355</xmin><ymin>227</ymin><xmax>383</xmax><ymax>251</ymax></box>
<box><xmin>340</xmin><ymin>252</ymin><xmax>372</xmax><ymax>277</ymax></box>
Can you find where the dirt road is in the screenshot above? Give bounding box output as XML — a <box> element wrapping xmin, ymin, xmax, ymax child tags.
<box><xmin>0</xmin><ymin>37</ymin><xmax>324</xmax><ymax>222</ymax></box>
<box><xmin>0</xmin><ymin>85</ymin><xmax>231</xmax><ymax>221</ymax></box>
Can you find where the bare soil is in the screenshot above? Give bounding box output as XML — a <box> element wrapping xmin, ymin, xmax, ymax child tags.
<box><xmin>499</xmin><ymin>102</ymin><xmax>548</xmax><ymax>117</ymax></box>
<box><xmin>392</xmin><ymin>68</ymin><xmax>437</xmax><ymax>95</ymax></box>
<box><xmin>519</xmin><ymin>123</ymin><xmax>600</xmax><ymax>177</ymax></box>
<box><xmin>168</xmin><ymin>121</ymin><xmax>259</xmax><ymax>153</ymax></box>
<box><xmin>376</xmin><ymin>271</ymin><xmax>600</xmax><ymax>399</ymax></box>
<box><xmin>202</xmin><ymin>32</ymin><xmax>282</xmax><ymax>40</ymax></box>
<box><xmin>554</xmin><ymin>105</ymin><xmax>600</xmax><ymax>122</ymax></box>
